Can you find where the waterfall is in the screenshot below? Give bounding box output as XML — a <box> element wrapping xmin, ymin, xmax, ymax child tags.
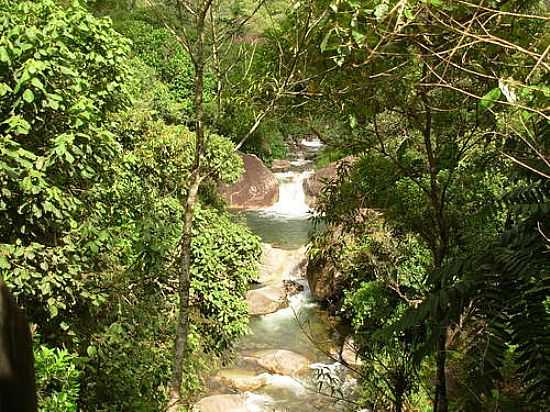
<box><xmin>262</xmin><ymin>171</ymin><xmax>312</xmax><ymax>218</ymax></box>
<box><xmin>300</xmin><ymin>137</ymin><xmax>323</xmax><ymax>149</ymax></box>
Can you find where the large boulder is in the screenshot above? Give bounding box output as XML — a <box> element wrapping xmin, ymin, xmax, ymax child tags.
<box><xmin>307</xmin><ymin>212</ymin><xmax>382</xmax><ymax>311</ymax></box>
<box><xmin>246</xmin><ymin>285</ymin><xmax>287</xmax><ymax>315</ymax></box>
<box><xmin>220</xmin><ymin>154</ymin><xmax>279</xmax><ymax>210</ymax></box>
<box><xmin>306</xmin><ymin>224</ymin><xmax>348</xmax><ymax>310</ymax></box>
<box><xmin>257</xmin><ymin>244</ymin><xmax>307</xmax><ymax>285</ymax></box>
<box><xmin>306</xmin><ymin>254</ymin><xmax>343</xmax><ymax>310</ymax></box>
<box><xmin>244</xmin><ymin>349</ymin><xmax>310</xmax><ymax>376</ymax></box>
<box><xmin>303</xmin><ymin>156</ymin><xmax>354</xmax><ymax>207</ymax></box>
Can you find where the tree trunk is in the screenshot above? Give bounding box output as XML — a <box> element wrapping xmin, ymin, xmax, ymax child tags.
<box><xmin>434</xmin><ymin>325</ymin><xmax>448</xmax><ymax>412</ymax></box>
<box><xmin>167</xmin><ymin>3</ymin><xmax>209</xmax><ymax>409</ymax></box>
<box><xmin>419</xmin><ymin>76</ymin><xmax>450</xmax><ymax>412</ymax></box>
<box><xmin>395</xmin><ymin>391</ymin><xmax>403</xmax><ymax>412</ymax></box>
<box><xmin>167</xmin><ymin>176</ymin><xmax>200</xmax><ymax>411</ymax></box>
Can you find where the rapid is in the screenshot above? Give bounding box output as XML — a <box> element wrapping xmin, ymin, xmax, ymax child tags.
<box><xmin>197</xmin><ymin>140</ymin><xmax>357</xmax><ymax>412</ymax></box>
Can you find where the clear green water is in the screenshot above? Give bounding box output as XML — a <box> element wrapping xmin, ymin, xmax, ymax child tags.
<box><xmin>236</xmin><ymin>212</ymin><xmax>313</xmax><ymax>249</ymax></box>
<box><xmin>233</xmin><ymin>211</ymin><xmax>324</xmax><ymax>250</ymax></box>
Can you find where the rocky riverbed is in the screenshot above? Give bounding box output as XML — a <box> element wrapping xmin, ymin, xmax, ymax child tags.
<box><xmin>196</xmin><ymin>141</ymin><xmax>359</xmax><ymax>412</ymax></box>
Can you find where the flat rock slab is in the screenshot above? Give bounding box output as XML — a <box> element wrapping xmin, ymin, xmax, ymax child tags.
<box><xmin>214</xmin><ymin>368</ymin><xmax>269</xmax><ymax>392</ymax></box>
<box><xmin>193</xmin><ymin>394</ymin><xmax>270</xmax><ymax>412</ymax></box>
<box><xmin>243</xmin><ymin>349</ymin><xmax>310</xmax><ymax>377</ymax></box>
<box><xmin>246</xmin><ymin>285</ymin><xmax>287</xmax><ymax>316</ymax></box>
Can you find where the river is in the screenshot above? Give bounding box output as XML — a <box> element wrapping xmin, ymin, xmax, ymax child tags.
<box><xmin>197</xmin><ymin>141</ymin><xmax>357</xmax><ymax>412</ymax></box>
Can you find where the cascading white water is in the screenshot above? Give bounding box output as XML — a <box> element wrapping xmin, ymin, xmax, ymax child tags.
<box><xmin>300</xmin><ymin>137</ymin><xmax>323</xmax><ymax>148</ymax></box>
<box><xmin>243</xmin><ymin>393</ymin><xmax>274</xmax><ymax>411</ymax></box>
<box><xmin>262</xmin><ymin>171</ymin><xmax>313</xmax><ymax>218</ymax></box>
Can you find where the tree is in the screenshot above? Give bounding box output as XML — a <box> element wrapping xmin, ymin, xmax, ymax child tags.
<box><xmin>278</xmin><ymin>0</ymin><xmax>548</xmax><ymax>410</ymax></box>
<box><xmin>0</xmin><ymin>0</ymin><xmax>131</xmax><ymax>338</ymax></box>
<box><xmin>138</xmin><ymin>1</ymin><xmax>323</xmax><ymax>407</ymax></box>
<box><xmin>164</xmin><ymin>2</ymin><xmax>211</xmax><ymax>408</ymax></box>
<box><xmin>136</xmin><ymin>0</ymin><xmax>264</xmax><ymax>408</ymax></box>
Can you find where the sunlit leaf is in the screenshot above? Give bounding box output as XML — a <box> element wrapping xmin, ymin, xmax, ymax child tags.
<box><xmin>479</xmin><ymin>88</ymin><xmax>502</xmax><ymax>110</ymax></box>
<box><xmin>23</xmin><ymin>89</ymin><xmax>34</xmax><ymax>103</ymax></box>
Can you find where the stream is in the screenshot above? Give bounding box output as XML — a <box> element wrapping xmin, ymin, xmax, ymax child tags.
<box><xmin>197</xmin><ymin>141</ymin><xmax>357</xmax><ymax>412</ymax></box>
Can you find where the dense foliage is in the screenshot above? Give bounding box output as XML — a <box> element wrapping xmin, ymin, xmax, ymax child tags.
<box><xmin>286</xmin><ymin>0</ymin><xmax>549</xmax><ymax>410</ymax></box>
<box><xmin>1</xmin><ymin>1</ymin><xmax>262</xmax><ymax>410</ymax></box>
<box><xmin>1</xmin><ymin>0</ymin><xmax>547</xmax><ymax>410</ymax></box>
<box><xmin>0</xmin><ymin>0</ymin><xmax>131</xmax><ymax>337</ymax></box>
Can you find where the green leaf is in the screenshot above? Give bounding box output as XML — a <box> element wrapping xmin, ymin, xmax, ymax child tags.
<box><xmin>22</xmin><ymin>89</ymin><xmax>34</xmax><ymax>103</ymax></box>
<box><xmin>374</xmin><ymin>3</ymin><xmax>389</xmax><ymax>20</ymax></box>
<box><xmin>320</xmin><ymin>30</ymin><xmax>332</xmax><ymax>52</ymax></box>
<box><xmin>0</xmin><ymin>83</ymin><xmax>12</xmax><ymax>97</ymax></box>
<box><xmin>86</xmin><ymin>345</ymin><xmax>97</xmax><ymax>357</ymax></box>
<box><xmin>0</xmin><ymin>47</ymin><xmax>9</xmax><ymax>63</ymax></box>
<box><xmin>14</xmin><ymin>69</ymin><xmax>31</xmax><ymax>93</ymax></box>
<box><xmin>480</xmin><ymin>88</ymin><xmax>502</xmax><ymax>110</ymax></box>
<box><xmin>31</xmin><ymin>77</ymin><xmax>45</xmax><ymax>90</ymax></box>
<box><xmin>352</xmin><ymin>30</ymin><xmax>366</xmax><ymax>44</ymax></box>
<box><xmin>3</xmin><ymin>115</ymin><xmax>31</xmax><ymax>135</ymax></box>
<box><xmin>349</xmin><ymin>114</ymin><xmax>358</xmax><ymax>129</ymax></box>
<box><xmin>65</xmin><ymin>151</ymin><xmax>75</xmax><ymax>163</ymax></box>
<box><xmin>0</xmin><ymin>256</ymin><xmax>10</xmax><ymax>270</ymax></box>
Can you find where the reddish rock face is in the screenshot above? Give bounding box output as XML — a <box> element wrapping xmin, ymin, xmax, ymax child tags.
<box><xmin>219</xmin><ymin>154</ymin><xmax>279</xmax><ymax>210</ymax></box>
<box><xmin>306</xmin><ymin>246</ymin><xmax>343</xmax><ymax>308</ymax></box>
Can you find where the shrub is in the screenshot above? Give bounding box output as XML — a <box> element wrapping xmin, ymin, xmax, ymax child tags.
<box><xmin>0</xmin><ymin>0</ymin><xmax>131</xmax><ymax>338</ymax></box>
<box><xmin>35</xmin><ymin>344</ymin><xmax>80</xmax><ymax>412</ymax></box>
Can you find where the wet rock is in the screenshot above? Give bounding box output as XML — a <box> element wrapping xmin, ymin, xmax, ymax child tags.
<box><xmin>246</xmin><ymin>285</ymin><xmax>287</xmax><ymax>315</ymax></box>
<box><xmin>271</xmin><ymin>159</ymin><xmax>291</xmax><ymax>173</ymax></box>
<box><xmin>244</xmin><ymin>349</ymin><xmax>310</xmax><ymax>376</ymax></box>
<box><xmin>283</xmin><ymin>279</ymin><xmax>304</xmax><ymax>296</ymax></box>
<box><xmin>306</xmin><ymin>227</ymin><xmax>346</xmax><ymax>309</ymax></box>
<box><xmin>220</xmin><ymin>154</ymin><xmax>279</xmax><ymax>210</ymax></box>
<box><xmin>256</xmin><ymin>244</ymin><xmax>286</xmax><ymax>284</ymax></box>
<box><xmin>257</xmin><ymin>244</ymin><xmax>308</xmax><ymax>285</ymax></box>
<box><xmin>213</xmin><ymin>369</ymin><xmax>269</xmax><ymax>392</ymax></box>
<box><xmin>303</xmin><ymin>156</ymin><xmax>354</xmax><ymax>207</ymax></box>
<box><xmin>331</xmin><ymin>337</ymin><xmax>363</xmax><ymax>368</ymax></box>
<box><xmin>193</xmin><ymin>393</ymin><xmax>268</xmax><ymax>412</ymax></box>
